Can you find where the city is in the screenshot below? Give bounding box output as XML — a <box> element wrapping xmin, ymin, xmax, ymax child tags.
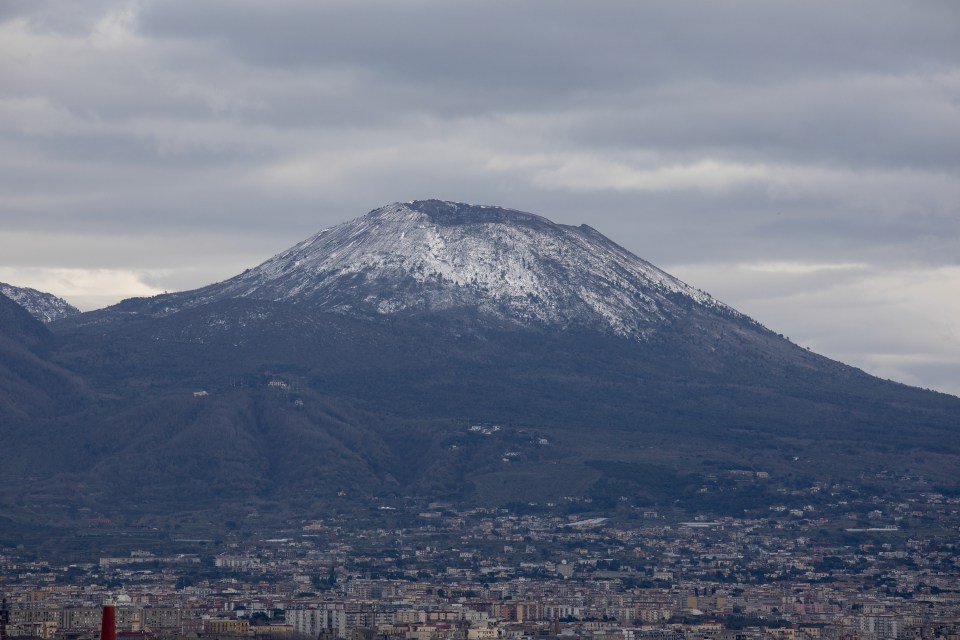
<box><xmin>3</xmin><ymin>486</ymin><xmax>959</xmax><ymax>640</ymax></box>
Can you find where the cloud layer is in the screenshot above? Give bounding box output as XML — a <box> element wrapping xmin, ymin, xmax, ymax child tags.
<box><xmin>1</xmin><ymin>0</ymin><xmax>958</xmax><ymax>394</ymax></box>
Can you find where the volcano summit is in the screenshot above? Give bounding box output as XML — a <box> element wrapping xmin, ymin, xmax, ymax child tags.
<box><xmin>84</xmin><ymin>200</ymin><xmax>732</xmax><ymax>339</ymax></box>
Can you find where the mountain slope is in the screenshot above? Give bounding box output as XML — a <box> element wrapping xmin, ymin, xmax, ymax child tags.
<box><xmin>0</xmin><ymin>282</ymin><xmax>80</xmax><ymax>323</ymax></box>
<box><xmin>0</xmin><ymin>293</ymin><xmax>88</xmax><ymax>421</ymax></box>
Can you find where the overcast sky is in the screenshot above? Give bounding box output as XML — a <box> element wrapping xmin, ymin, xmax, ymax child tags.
<box><xmin>1</xmin><ymin>0</ymin><xmax>959</xmax><ymax>396</ymax></box>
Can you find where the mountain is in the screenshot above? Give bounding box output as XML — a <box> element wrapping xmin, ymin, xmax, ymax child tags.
<box><xmin>4</xmin><ymin>201</ymin><xmax>959</xmax><ymax>540</ymax></box>
<box><xmin>0</xmin><ymin>292</ymin><xmax>88</xmax><ymax>422</ymax></box>
<box><xmin>0</xmin><ymin>282</ymin><xmax>80</xmax><ymax>323</ymax></box>
<box><xmin>0</xmin><ymin>291</ymin><xmax>51</xmax><ymax>347</ymax></box>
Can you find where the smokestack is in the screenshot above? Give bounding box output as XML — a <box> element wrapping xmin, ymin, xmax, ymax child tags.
<box><xmin>100</xmin><ymin>604</ymin><xmax>116</xmax><ymax>640</ymax></box>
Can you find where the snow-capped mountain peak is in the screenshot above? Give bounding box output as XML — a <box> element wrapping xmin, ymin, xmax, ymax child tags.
<box><xmin>168</xmin><ymin>200</ymin><xmax>735</xmax><ymax>338</ymax></box>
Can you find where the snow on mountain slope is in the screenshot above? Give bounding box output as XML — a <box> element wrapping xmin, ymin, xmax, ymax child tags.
<box><xmin>0</xmin><ymin>282</ymin><xmax>80</xmax><ymax>323</ymax></box>
<box><xmin>135</xmin><ymin>200</ymin><xmax>735</xmax><ymax>339</ymax></box>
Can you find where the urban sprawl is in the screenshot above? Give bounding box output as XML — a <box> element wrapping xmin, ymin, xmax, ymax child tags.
<box><xmin>2</xmin><ymin>490</ymin><xmax>959</xmax><ymax>640</ymax></box>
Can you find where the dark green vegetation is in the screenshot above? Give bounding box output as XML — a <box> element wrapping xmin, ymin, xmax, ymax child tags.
<box><xmin>1</xmin><ymin>287</ymin><xmax>958</xmax><ymax>548</ymax></box>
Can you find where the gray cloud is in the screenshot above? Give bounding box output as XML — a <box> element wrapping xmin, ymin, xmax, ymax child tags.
<box><xmin>1</xmin><ymin>0</ymin><xmax>958</xmax><ymax>394</ymax></box>
<box><xmin>137</xmin><ymin>1</ymin><xmax>957</xmax><ymax>85</ymax></box>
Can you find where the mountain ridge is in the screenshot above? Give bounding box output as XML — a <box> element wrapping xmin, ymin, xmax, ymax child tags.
<box><xmin>0</xmin><ymin>282</ymin><xmax>80</xmax><ymax>323</ymax></box>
